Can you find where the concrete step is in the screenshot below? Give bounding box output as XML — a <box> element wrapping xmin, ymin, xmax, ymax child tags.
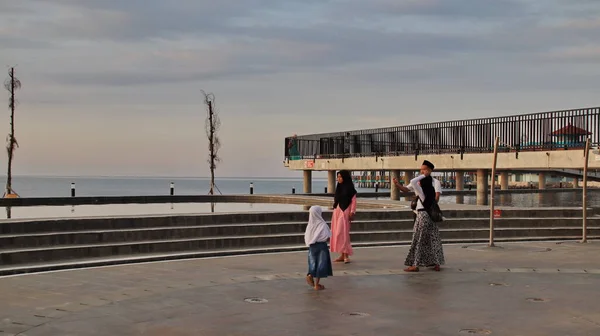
<box><xmin>0</xmin><ymin>208</ymin><xmax>588</xmax><ymax>234</ymax></box>
<box><xmin>1</xmin><ymin>235</ymin><xmax>598</xmax><ymax>277</ymax></box>
<box><xmin>0</xmin><ymin>211</ymin><xmax>412</xmax><ymax>234</ymax></box>
<box><xmin>2</xmin><ymin>227</ymin><xmax>599</xmax><ymax>265</ymax></box>
<box><xmin>0</xmin><ymin>217</ymin><xmax>597</xmax><ymax>249</ymax></box>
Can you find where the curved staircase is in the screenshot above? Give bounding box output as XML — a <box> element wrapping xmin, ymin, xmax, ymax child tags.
<box><xmin>0</xmin><ymin>208</ymin><xmax>598</xmax><ymax>276</ymax></box>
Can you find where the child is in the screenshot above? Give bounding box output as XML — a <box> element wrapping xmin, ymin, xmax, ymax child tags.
<box><xmin>305</xmin><ymin>206</ymin><xmax>333</xmax><ymax>290</ymax></box>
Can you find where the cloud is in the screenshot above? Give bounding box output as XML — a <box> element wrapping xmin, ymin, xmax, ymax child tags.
<box><xmin>4</xmin><ymin>0</ymin><xmax>600</xmax><ymax>85</ymax></box>
<box><xmin>1</xmin><ymin>0</ymin><xmax>600</xmax><ymax>177</ymax></box>
<box><xmin>0</xmin><ymin>36</ymin><xmax>55</xmax><ymax>49</ymax></box>
<box><xmin>354</xmin><ymin>0</ymin><xmax>527</xmax><ymax>18</ymax></box>
<box><xmin>3</xmin><ymin>0</ymin><xmax>599</xmax><ymax>90</ymax></box>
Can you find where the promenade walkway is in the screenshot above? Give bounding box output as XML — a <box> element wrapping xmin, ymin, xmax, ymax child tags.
<box><xmin>1</xmin><ymin>242</ymin><xmax>599</xmax><ymax>335</ymax></box>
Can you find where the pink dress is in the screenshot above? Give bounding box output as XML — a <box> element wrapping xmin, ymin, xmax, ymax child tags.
<box><xmin>330</xmin><ymin>195</ymin><xmax>357</xmax><ymax>255</ymax></box>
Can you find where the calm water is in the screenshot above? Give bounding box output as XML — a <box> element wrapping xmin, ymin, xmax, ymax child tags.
<box><xmin>2</xmin><ymin>176</ymin><xmax>599</xmax><ymax>209</ymax></box>
<box><xmin>439</xmin><ymin>191</ymin><xmax>600</xmax><ymax>208</ymax></box>
<box><xmin>5</xmin><ymin>176</ymin><xmax>333</xmax><ymax>197</ymax></box>
<box><xmin>1</xmin><ymin>203</ymin><xmax>309</xmax><ymax>220</ymax></box>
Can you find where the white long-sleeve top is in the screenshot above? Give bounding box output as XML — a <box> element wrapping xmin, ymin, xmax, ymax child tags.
<box><xmin>409</xmin><ymin>175</ymin><xmax>427</xmax><ymax>208</ymax></box>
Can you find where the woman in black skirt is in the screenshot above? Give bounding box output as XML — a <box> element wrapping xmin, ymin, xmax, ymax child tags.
<box><xmin>404</xmin><ymin>160</ymin><xmax>445</xmax><ymax>272</ymax></box>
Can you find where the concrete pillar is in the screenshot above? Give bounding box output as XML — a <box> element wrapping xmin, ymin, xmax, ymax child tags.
<box><xmin>456</xmin><ymin>195</ymin><xmax>464</xmax><ymax>204</ymax></box>
<box><xmin>390</xmin><ymin>170</ymin><xmax>401</xmax><ymax>200</ymax></box>
<box><xmin>327</xmin><ymin>171</ymin><xmax>336</xmax><ymax>194</ymax></box>
<box><xmin>403</xmin><ymin>170</ymin><xmax>413</xmax><ymax>186</ymax></box>
<box><xmin>538</xmin><ymin>172</ymin><xmax>546</xmax><ymax>190</ymax></box>
<box><xmin>477</xmin><ymin>169</ymin><xmax>489</xmax><ymax>205</ymax></box>
<box><xmin>572</xmin><ymin>177</ymin><xmax>579</xmax><ymax>188</ymax></box>
<box><xmin>403</xmin><ymin>170</ymin><xmax>414</xmax><ymax>201</ymax></box>
<box><xmin>500</xmin><ymin>171</ymin><xmax>509</xmax><ymax>190</ymax></box>
<box><xmin>303</xmin><ymin>170</ymin><xmax>312</xmax><ymax>194</ymax></box>
<box><xmin>455</xmin><ymin>172</ymin><xmax>464</xmax><ymax>191</ymax></box>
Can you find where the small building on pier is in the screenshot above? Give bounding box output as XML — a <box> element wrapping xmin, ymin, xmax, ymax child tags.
<box><xmin>550</xmin><ymin>124</ymin><xmax>592</xmax><ymax>147</ymax></box>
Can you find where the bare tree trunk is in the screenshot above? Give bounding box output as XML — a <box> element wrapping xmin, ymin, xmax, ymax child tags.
<box><xmin>203</xmin><ymin>91</ymin><xmax>221</xmax><ymax>195</ymax></box>
<box><xmin>5</xmin><ymin>67</ymin><xmax>16</xmax><ymax>196</ymax></box>
<box><xmin>208</xmin><ymin>100</ymin><xmax>215</xmax><ymax>195</ymax></box>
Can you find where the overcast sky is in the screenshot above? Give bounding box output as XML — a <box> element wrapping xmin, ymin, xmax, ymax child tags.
<box><xmin>1</xmin><ymin>0</ymin><xmax>599</xmax><ymax>177</ymax></box>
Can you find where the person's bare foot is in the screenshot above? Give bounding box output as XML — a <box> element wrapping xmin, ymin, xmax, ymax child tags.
<box><xmin>404</xmin><ymin>266</ymin><xmax>419</xmax><ymax>272</ymax></box>
<box><xmin>334</xmin><ymin>256</ymin><xmax>344</xmax><ymax>263</ymax></box>
<box><xmin>344</xmin><ymin>258</ymin><xmax>351</xmax><ymax>264</ymax></box>
<box><xmin>314</xmin><ymin>284</ymin><xmax>325</xmax><ymax>290</ymax></box>
<box><xmin>306</xmin><ymin>274</ymin><xmax>315</xmax><ymax>287</ymax></box>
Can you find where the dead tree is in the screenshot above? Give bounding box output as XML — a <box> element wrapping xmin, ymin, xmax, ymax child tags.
<box><xmin>203</xmin><ymin>91</ymin><xmax>222</xmax><ymax>195</ymax></box>
<box><xmin>4</xmin><ymin>67</ymin><xmax>21</xmax><ymax>197</ymax></box>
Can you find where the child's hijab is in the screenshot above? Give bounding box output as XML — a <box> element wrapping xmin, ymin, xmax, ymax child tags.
<box><xmin>304</xmin><ymin>206</ymin><xmax>331</xmax><ymax>246</ymax></box>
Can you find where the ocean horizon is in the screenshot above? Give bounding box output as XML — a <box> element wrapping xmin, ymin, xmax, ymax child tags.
<box><xmin>2</xmin><ymin>174</ymin><xmax>329</xmax><ymax>180</ymax></box>
<box><xmin>0</xmin><ymin>175</ymin><xmax>337</xmax><ymax>198</ymax></box>
<box><xmin>0</xmin><ymin>175</ymin><xmax>598</xmax><ymax>209</ymax></box>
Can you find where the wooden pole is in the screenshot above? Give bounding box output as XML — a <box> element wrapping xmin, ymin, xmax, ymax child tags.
<box><xmin>489</xmin><ymin>136</ymin><xmax>500</xmax><ymax>247</ymax></box>
<box><xmin>581</xmin><ymin>138</ymin><xmax>591</xmax><ymax>243</ymax></box>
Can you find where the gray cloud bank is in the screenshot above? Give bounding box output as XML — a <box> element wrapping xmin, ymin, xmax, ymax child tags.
<box><xmin>1</xmin><ymin>0</ymin><xmax>599</xmax><ymax>89</ymax></box>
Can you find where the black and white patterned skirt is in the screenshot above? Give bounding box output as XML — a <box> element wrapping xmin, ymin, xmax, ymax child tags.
<box><xmin>404</xmin><ymin>210</ymin><xmax>445</xmax><ymax>267</ymax></box>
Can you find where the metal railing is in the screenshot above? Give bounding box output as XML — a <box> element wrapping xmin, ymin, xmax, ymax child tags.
<box><xmin>284</xmin><ymin>107</ymin><xmax>600</xmax><ymax>160</ymax></box>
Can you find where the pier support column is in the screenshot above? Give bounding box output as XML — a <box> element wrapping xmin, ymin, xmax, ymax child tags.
<box><xmin>327</xmin><ymin>171</ymin><xmax>336</xmax><ymax>194</ymax></box>
<box><xmin>500</xmin><ymin>171</ymin><xmax>509</xmax><ymax>190</ymax></box>
<box><xmin>403</xmin><ymin>170</ymin><xmax>413</xmax><ymax>186</ymax></box>
<box><xmin>390</xmin><ymin>170</ymin><xmax>401</xmax><ymax>200</ymax></box>
<box><xmin>572</xmin><ymin>177</ymin><xmax>579</xmax><ymax>188</ymax></box>
<box><xmin>303</xmin><ymin>170</ymin><xmax>312</xmax><ymax>194</ymax></box>
<box><xmin>403</xmin><ymin>170</ymin><xmax>414</xmax><ymax>201</ymax></box>
<box><xmin>538</xmin><ymin>172</ymin><xmax>546</xmax><ymax>190</ymax></box>
<box><xmin>476</xmin><ymin>169</ymin><xmax>489</xmax><ymax>205</ymax></box>
<box><xmin>455</xmin><ymin>172</ymin><xmax>464</xmax><ymax>191</ymax></box>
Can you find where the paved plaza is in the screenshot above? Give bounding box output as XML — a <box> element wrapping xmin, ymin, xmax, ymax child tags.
<box><xmin>1</xmin><ymin>241</ymin><xmax>600</xmax><ymax>335</ymax></box>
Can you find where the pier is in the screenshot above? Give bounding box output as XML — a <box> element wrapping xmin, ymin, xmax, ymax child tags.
<box><xmin>284</xmin><ymin>107</ymin><xmax>600</xmax><ymax>204</ymax></box>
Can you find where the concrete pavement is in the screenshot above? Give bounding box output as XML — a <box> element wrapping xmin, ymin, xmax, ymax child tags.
<box><xmin>1</xmin><ymin>241</ymin><xmax>600</xmax><ymax>335</ymax></box>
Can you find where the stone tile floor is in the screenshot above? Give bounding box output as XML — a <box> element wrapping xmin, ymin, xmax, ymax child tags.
<box><xmin>1</xmin><ymin>241</ymin><xmax>599</xmax><ymax>335</ymax></box>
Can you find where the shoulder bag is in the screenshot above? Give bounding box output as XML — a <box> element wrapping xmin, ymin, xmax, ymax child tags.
<box><xmin>414</xmin><ymin>197</ymin><xmax>444</xmax><ymax>222</ymax></box>
<box><xmin>428</xmin><ymin>201</ymin><xmax>444</xmax><ymax>222</ymax></box>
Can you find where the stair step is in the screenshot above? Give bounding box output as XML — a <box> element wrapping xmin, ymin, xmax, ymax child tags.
<box><xmin>1</xmin><ymin>236</ymin><xmax>597</xmax><ymax>277</ymax></box>
<box><xmin>0</xmin><ymin>217</ymin><xmax>595</xmax><ymax>237</ymax></box>
<box><xmin>0</xmin><ymin>208</ymin><xmax>590</xmax><ymax>234</ymax></box>
<box><xmin>2</xmin><ymin>226</ymin><xmax>599</xmax><ymax>252</ymax></box>
<box><xmin>2</xmin><ymin>227</ymin><xmax>599</xmax><ymax>265</ymax></box>
<box><xmin>0</xmin><ymin>218</ymin><xmax>586</xmax><ymax>238</ymax></box>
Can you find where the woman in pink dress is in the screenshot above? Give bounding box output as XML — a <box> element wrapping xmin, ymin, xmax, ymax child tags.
<box><xmin>330</xmin><ymin>170</ymin><xmax>357</xmax><ymax>264</ymax></box>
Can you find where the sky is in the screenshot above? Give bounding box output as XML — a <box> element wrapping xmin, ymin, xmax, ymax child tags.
<box><xmin>0</xmin><ymin>0</ymin><xmax>599</xmax><ymax>178</ymax></box>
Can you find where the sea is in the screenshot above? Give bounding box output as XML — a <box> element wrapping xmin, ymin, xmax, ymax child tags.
<box><xmin>4</xmin><ymin>176</ymin><xmax>332</xmax><ymax>197</ymax></box>
<box><xmin>2</xmin><ymin>175</ymin><xmax>599</xmax><ymax>208</ymax></box>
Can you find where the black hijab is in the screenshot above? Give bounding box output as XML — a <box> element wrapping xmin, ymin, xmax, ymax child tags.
<box><xmin>419</xmin><ymin>176</ymin><xmax>436</xmax><ymax>210</ymax></box>
<box><xmin>334</xmin><ymin>170</ymin><xmax>357</xmax><ymax>211</ymax></box>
